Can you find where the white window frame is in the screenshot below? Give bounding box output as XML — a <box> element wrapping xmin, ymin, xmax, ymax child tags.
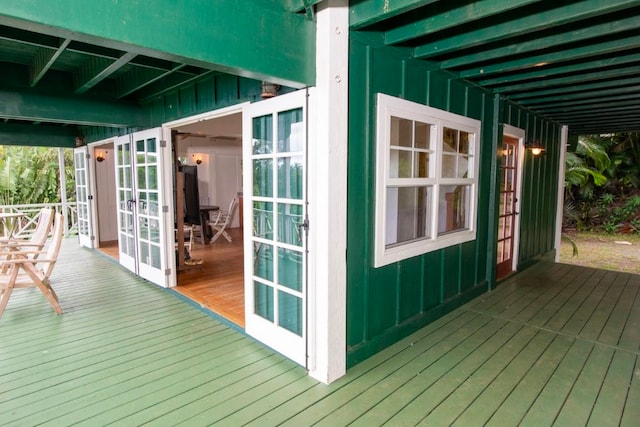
<box><xmin>374</xmin><ymin>93</ymin><xmax>481</xmax><ymax>267</ymax></box>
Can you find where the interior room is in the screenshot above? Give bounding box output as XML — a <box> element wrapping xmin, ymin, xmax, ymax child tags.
<box><xmin>91</xmin><ymin>112</ymin><xmax>246</xmax><ymax>328</ymax></box>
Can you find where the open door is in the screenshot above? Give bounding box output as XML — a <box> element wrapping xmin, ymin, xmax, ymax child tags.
<box><xmin>497</xmin><ymin>126</ymin><xmax>524</xmax><ymax>279</ymax></box>
<box><xmin>243</xmin><ymin>90</ymin><xmax>309</xmax><ymax>366</ymax></box>
<box><xmin>114</xmin><ymin>129</ymin><xmax>170</xmax><ymax>287</ymax></box>
<box><xmin>73</xmin><ymin>146</ymin><xmax>95</xmax><ymax>248</ymax></box>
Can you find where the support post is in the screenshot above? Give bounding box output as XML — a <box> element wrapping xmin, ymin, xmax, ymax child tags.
<box><xmin>58</xmin><ymin>147</ymin><xmax>70</xmax><ymax>236</ymax></box>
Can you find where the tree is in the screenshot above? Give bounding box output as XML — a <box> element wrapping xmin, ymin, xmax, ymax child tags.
<box><xmin>0</xmin><ymin>146</ymin><xmax>75</xmax><ymax>206</ymax></box>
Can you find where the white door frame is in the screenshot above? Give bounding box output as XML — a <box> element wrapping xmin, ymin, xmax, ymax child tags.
<box><xmin>87</xmin><ymin>137</ymin><xmax>117</xmax><ymax>246</ymax></box>
<box><xmin>503</xmin><ymin>124</ymin><xmax>525</xmax><ymax>272</ymax></box>
<box><xmin>162</xmin><ymin>103</ymin><xmax>249</xmax><ymax>288</ymax></box>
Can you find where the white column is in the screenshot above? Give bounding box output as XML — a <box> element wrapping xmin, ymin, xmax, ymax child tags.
<box><xmin>58</xmin><ymin>147</ymin><xmax>70</xmax><ymax>236</ymax></box>
<box><xmin>307</xmin><ymin>0</ymin><xmax>348</xmax><ymax>383</ymax></box>
<box><xmin>554</xmin><ymin>125</ymin><xmax>569</xmax><ymax>261</ymax></box>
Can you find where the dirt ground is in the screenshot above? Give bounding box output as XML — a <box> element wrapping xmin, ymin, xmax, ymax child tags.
<box><xmin>559</xmin><ymin>232</ymin><xmax>640</xmax><ymax>275</ymax></box>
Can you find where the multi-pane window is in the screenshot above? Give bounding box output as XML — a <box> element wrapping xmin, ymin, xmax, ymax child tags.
<box><xmin>375</xmin><ymin>94</ymin><xmax>481</xmax><ymax>267</ymax></box>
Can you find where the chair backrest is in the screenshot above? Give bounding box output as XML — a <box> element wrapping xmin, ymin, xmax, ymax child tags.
<box><xmin>42</xmin><ymin>213</ymin><xmax>64</xmax><ymax>278</ymax></box>
<box><xmin>226</xmin><ymin>197</ymin><xmax>238</xmax><ymax>224</ymax></box>
<box><xmin>30</xmin><ymin>207</ymin><xmax>54</xmax><ymax>245</ymax></box>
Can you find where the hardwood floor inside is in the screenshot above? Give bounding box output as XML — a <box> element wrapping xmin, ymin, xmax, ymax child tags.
<box><xmin>97</xmin><ymin>229</ymin><xmax>245</xmax><ymax>328</ymax></box>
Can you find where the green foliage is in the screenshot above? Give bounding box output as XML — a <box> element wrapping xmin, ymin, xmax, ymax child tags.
<box><xmin>564</xmin><ymin>132</ymin><xmax>640</xmax><ymax>234</ymax></box>
<box><xmin>0</xmin><ymin>146</ymin><xmax>75</xmax><ymax>205</ymax></box>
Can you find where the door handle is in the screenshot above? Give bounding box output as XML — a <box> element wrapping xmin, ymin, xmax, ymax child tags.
<box><xmin>127</xmin><ymin>199</ymin><xmax>136</xmax><ymax>211</ymax></box>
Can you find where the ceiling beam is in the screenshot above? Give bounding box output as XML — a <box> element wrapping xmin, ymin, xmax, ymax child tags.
<box><xmin>537</xmin><ymin>96</ymin><xmax>640</xmax><ymax>114</ymax></box>
<box><xmin>459</xmin><ymin>33</ymin><xmax>640</xmax><ymax>79</ymax></box>
<box><xmin>414</xmin><ymin>0</ymin><xmax>640</xmax><ymax>59</ymax></box>
<box><xmin>350</xmin><ymin>0</ymin><xmax>439</xmax><ymax>29</ymax></box>
<box><xmin>508</xmin><ymin>76</ymin><xmax>640</xmax><ymax>100</ymax></box>
<box><xmin>74</xmin><ymin>52</ymin><xmax>137</xmax><ymax>94</ymax></box>
<box><xmin>116</xmin><ymin>64</ymin><xmax>187</xmax><ymax>98</ymax></box>
<box><xmin>385</xmin><ymin>0</ymin><xmax>542</xmax><ymax>45</ymax></box>
<box><xmin>514</xmin><ymin>83</ymin><xmax>640</xmax><ymax>105</ymax></box>
<box><xmin>478</xmin><ymin>53</ymin><xmax>640</xmax><ymax>87</ymax></box>
<box><xmin>28</xmin><ymin>38</ymin><xmax>70</xmax><ymax>87</ymax></box>
<box><xmin>0</xmin><ymin>0</ymin><xmax>315</xmax><ymax>88</ymax></box>
<box><xmin>0</xmin><ymin>86</ymin><xmax>150</xmax><ymax>127</ymax></box>
<box><xmin>494</xmin><ymin>64</ymin><xmax>640</xmax><ymax>94</ymax></box>
<box><xmin>441</xmin><ymin>15</ymin><xmax>640</xmax><ymax>69</ymax></box>
<box><xmin>0</xmin><ymin>122</ymin><xmax>78</xmax><ymax>147</ymax></box>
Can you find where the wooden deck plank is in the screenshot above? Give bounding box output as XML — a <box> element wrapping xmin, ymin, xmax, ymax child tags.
<box><xmin>618</xmin><ymin>274</ymin><xmax>640</xmax><ymax>352</ymax></box>
<box><xmin>2</xmin><ymin>240</ymin><xmax>639</xmax><ymax>426</ymax></box>
<box><xmin>343</xmin><ymin>321</ymin><xmax>525</xmax><ymax>427</ymax></box>
<box><xmin>620</xmin><ymin>355</ymin><xmax>640</xmax><ymax>427</ymax></box>
<box><xmin>254</xmin><ymin>310</ymin><xmax>482</xmax><ymax>426</ymax></box>
<box><xmin>553</xmin><ymin>345</ymin><xmax>615</xmax><ymax>426</ymax></box>
<box><xmin>1</xmin><ymin>327</ymin><xmax>242</xmax><ymax>422</ymax></box>
<box><xmin>316</xmin><ymin>317</ymin><xmax>508</xmax><ymax>426</ymax></box>
<box><xmin>560</xmin><ymin>270</ymin><xmax>618</xmax><ymax>337</ymax></box>
<box><xmin>588</xmin><ymin>349</ymin><xmax>637</xmax><ymax>426</ymax></box>
<box><xmin>539</xmin><ymin>267</ymin><xmax>607</xmax><ymax>331</ymax></box>
<box><xmin>482</xmin><ymin>334</ymin><xmax>575</xmax><ymax>426</ymax></box>
<box><xmin>517</xmin><ymin>339</ymin><xmax>594</xmax><ymax>426</ymax></box>
<box><xmin>597</xmin><ymin>275</ymin><xmax>640</xmax><ymax>348</ymax></box>
<box><xmin>578</xmin><ymin>272</ymin><xmax>629</xmax><ymax>341</ymax></box>
<box><xmin>447</xmin><ymin>330</ymin><xmax>557</xmax><ymax>426</ymax></box>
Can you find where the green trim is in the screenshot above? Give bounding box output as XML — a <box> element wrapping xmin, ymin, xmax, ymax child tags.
<box><xmin>0</xmin><ymin>122</ymin><xmax>78</xmax><ymax>147</ymax></box>
<box><xmin>0</xmin><ymin>0</ymin><xmax>315</xmax><ymax>87</ymax></box>
<box><xmin>350</xmin><ymin>0</ymin><xmax>439</xmax><ymax>29</ymax></box>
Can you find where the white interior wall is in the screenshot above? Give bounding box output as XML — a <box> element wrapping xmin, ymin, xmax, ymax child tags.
<box><xmin>178</xmin><ymin>136</ymin><xmax>242</xmax><ymax>227</ymax></box>
<box><xmin>93</xmin><ymin>142</ymin><xmax>118</xmax><ymax>242</ymax></box>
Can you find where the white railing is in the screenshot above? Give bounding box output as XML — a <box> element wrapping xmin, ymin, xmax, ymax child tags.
<box><xmin>0</xmin><ymin>202</ymin><xmax>78</xmax><ymax>238</ymax></box>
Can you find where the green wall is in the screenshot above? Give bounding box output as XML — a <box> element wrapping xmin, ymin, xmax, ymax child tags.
<box><xmin>346</xmin><ymin>33</ymin><xmax>562</xmax><ymax>367</ymax></box>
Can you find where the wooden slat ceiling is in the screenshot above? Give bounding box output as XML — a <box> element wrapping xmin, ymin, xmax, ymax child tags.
<box><xmin>351</xmin><ymin>0</ymin><xmax>640</xmax><ymax>135</ymax></box>
<box><xmin>0</xmin><ymin>1</ymin><xmax>638</xmax><ymax>138</ymax></box>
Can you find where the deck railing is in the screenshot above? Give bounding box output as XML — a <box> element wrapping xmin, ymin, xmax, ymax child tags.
<box><xmin>0</xmin><ymin>202</ymin><xmax>78</xmax><ymax>238</ymax></box>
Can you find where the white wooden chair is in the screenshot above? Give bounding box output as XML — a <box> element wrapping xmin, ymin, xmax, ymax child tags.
<box><xmin>0</xmin><ymin>212</ymin><xmax>64</xmax><ymax>317</ymax></box>
<box><xmin>207</xmin><ymin>197</ymin><xmax>238</xmax><ymax>243</ymax></box>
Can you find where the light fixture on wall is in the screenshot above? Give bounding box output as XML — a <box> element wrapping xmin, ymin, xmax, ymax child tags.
<box><xmin>96</xmin><ymin>150</ymin><xmax>107</xmax><ymax>162</ymax></box>
<box><xmin>193</xmin><ymin>153</ymin><xmax>203</xmax><ymax>165</ymax></box>
<box><xmin>526</xmin><ymin>139</ymin><xmax>545</xmax><ymax>156</ymax></box>
<box><xmin>261</xmin><ymin>81</ymin><xmax>280</xmax><ymax>99</ymax></box>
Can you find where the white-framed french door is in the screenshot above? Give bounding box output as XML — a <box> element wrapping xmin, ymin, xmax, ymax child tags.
<box><xmin>73</xmin><ymin>146</ymin><xmax>95</xmax><ymax>248</ymax></box>
<box><xmin>114</xmin><ymin>128</ymin><xmax>170</xmax><ymax>287</ymax></box>
<box><xmin>243</xmin><ymin>89</ymin><xmax>309</xmax><ymax>366</ymax></box>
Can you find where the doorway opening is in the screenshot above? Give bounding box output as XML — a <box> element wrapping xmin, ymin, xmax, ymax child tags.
<box><xmin>169</xmin><ymin>111</ymin><xmax>245</xmax><ymax>328</ymax></box>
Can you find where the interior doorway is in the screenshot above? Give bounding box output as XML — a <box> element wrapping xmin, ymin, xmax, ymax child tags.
<box><xmin>167</xmin><ymin>109</ymin><xmax>246</xmax><ymax>328</ymax></box>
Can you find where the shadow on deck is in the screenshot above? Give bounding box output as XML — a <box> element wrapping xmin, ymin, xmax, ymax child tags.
<box><xmin>1</xmin><ymin>240</ymin><xmax>638</xmax><ymax>425</ymax></box>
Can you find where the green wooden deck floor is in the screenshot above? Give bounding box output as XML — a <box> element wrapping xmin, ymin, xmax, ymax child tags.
<box><xmin>1</xmin><ymin>241</ymin><xmax>639</xmax><ymax>426</ymax></box>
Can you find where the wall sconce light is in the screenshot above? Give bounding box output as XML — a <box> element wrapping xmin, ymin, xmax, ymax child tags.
<box><xmin>96</xmin><ymin>150</ymin><xmax>106</xmax><ymax>162</ymax></box>
<box><xmin>526</xmin><ymin>139</ymin><xmax>545</xmax><ymax>156</ymax></box>
<box><xmin>261</xmin><ymin>82</ymin><xmax>280</xmax><ymax>99</ymax></box>
<box><xmin>193</xmin><ymin>153</ymin><xmax>203</xmax><ymax>165</ymax></box>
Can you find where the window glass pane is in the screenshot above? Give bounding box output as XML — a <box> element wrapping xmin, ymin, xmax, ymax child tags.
<box><xmin>390</xmin><ymin>149</ymin><xmax>412</xmax><ymax>178</ymax></box>
<box><xmin>457</xmin><ymin>156</ymin><xmax>470</xmax><ymax>178</ymax></box>
<box><xmin>278</xmin><ymin>108</ymin><xmax>304</xmax><ymax>153</ymax></box>
<box><xmin>277</xmin><ymin>203</ymin><xmax>303</xmax><ymax>247</ymax></box>
<box><xmin>253</xmin><ymin>201</ymin><xmax>273</xmax><ymax>240</ymax></box>
<box><xmin>253</xmin><ymin>159</ymin><xmax>273</xmax><ymax>197</ymax></box>
<box><xmin>278</xmin><ymin>248</ymin><xmax>302</xmax><ymax>292</ymax></box>
<box><xmin>391</xmin><ymin>117</ymin><xmax>413</xmax><ymax>147</ymax></box>
<box><xmin>277</xmin><ymin>156</ymin><xmax>303</xmax><ymax>199</ymax></box>
<box><xmin>255</xmin><ymin>243</ymin><xmax>274</xmax><ymax>281</ymax></box>
<box><xmin>254</xmin><ymin>282</ymin><xmax>274</xmax><ymax>322</ymax></box>
<box><xmin>252</xmin><ymin>115</ymin><xmax>273</xmax><ymax>154</ymax></box>
<box><xmin>438</xmin><ymin>185</ymin><xmax>471</xmax><ymax>235</ymax></box>
<box><xmin>458</xmin><ymin>131</ymin><xmax>470</xmax><ymax>154</ymax></box>
<box><xmin>386</xmin><ymin>186</ymin><xmax>431</xmax><ymax>247</ymax></box>
<box><xmin>278</xmin><ymin>291</ymin><xmax>302</xmax><ymax>336</ymax></box>
<box><xmin>442</xmin><ymin>153</ymin><xmax>457</xmax><ymax>178</ymax></box>
<box><xmin>415</xmin><ymin>152</ymin><xmax>430</xmax><ymax>178</ymax></box>
<box><xmin>415</xmin><ymin>122</ymin><xmax>430</xmax><ymax>149</ymax></box>
<box><xmin>443</xmin><ymin>127</ymin><xmax>458</xmax><ymax>152</ymax></box>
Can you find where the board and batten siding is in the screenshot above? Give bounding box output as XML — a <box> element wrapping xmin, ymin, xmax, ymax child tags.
<box><xmin>346</xmin><ymin>32</ymin><xmax>562</xmax><ymax>367</ymax></box>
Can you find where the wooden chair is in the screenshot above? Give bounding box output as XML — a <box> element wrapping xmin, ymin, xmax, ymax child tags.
<box><xmin>207</xmin><ymin>197</ymin><xmax>238</xmax><ymax>243</ymax></box>
<box><xmin>0</xmin><ymin>207</ymin><xmax>54</xmax><ymax>251</ymax></box>
<box><xmin>0</xmin><ymin>212</ymin><xmax>64</xmax><ymax>317</ymax></box>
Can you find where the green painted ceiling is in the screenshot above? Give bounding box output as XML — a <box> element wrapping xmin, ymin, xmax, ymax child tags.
<box><xmin>351</xmin><ymin>0</ymin><xmax>640</xmax><ymax>135</ymax></box>
<box><xmin>0</xmin><ymin>0</ymin><xmax>638</xmax><ymax>147</ymax></box>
